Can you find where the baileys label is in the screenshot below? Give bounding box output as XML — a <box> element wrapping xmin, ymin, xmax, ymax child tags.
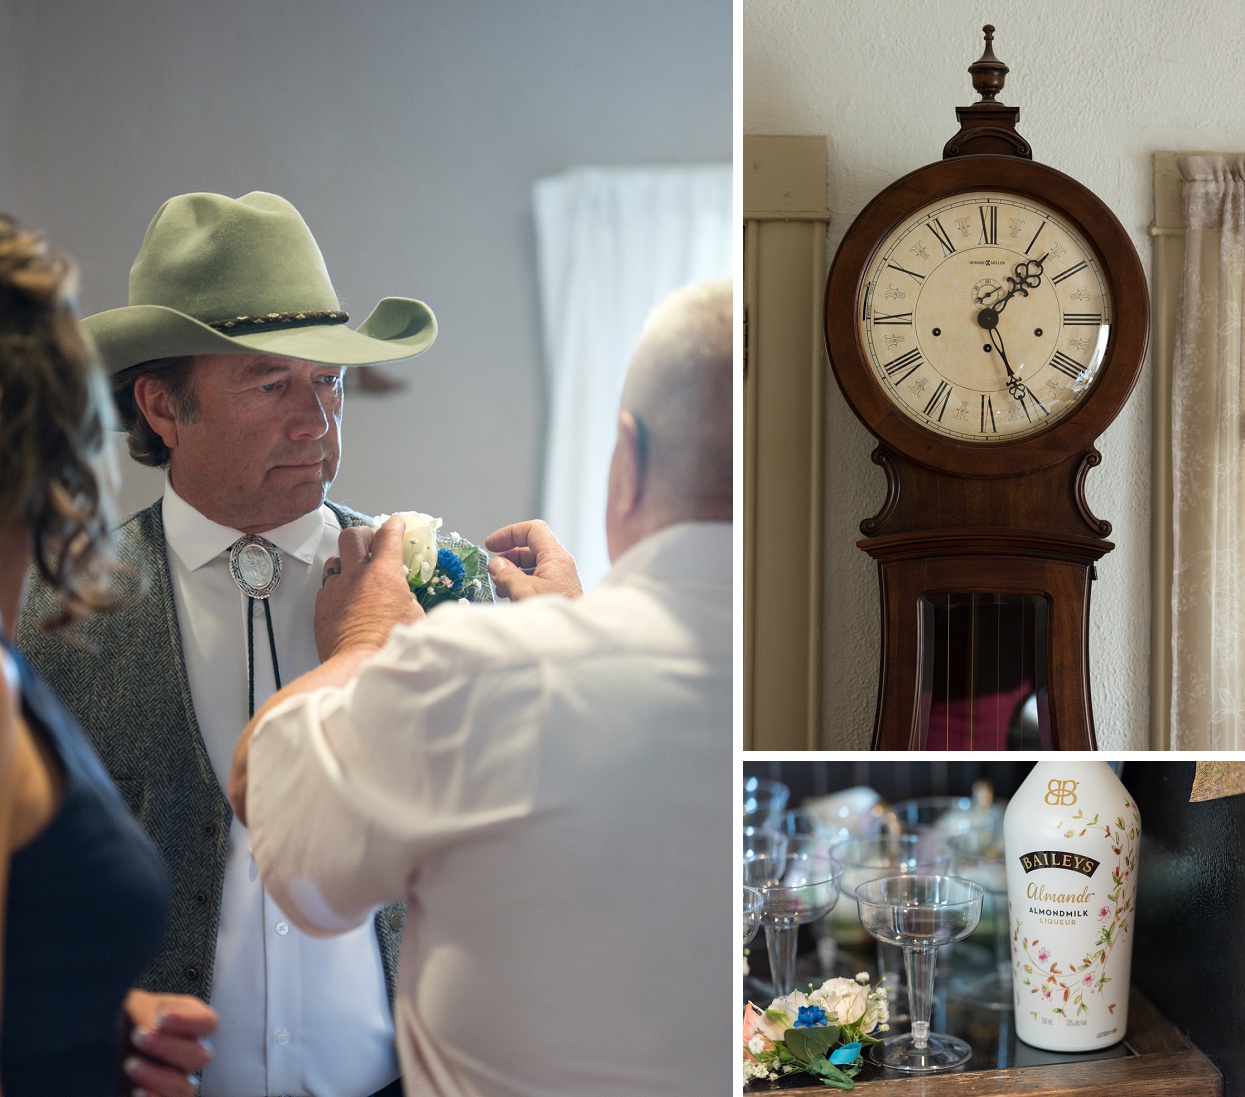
<box><xmin>1017</xmin><ymin>851</ymin><xmax>1100</xmax><ymax>877</ymax></box>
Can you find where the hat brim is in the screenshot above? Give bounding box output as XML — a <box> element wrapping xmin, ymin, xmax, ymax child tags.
<box><xmin>83</xmin><ymin>296</ymin><xmax>436</xmax><ymax>375</ymax></box>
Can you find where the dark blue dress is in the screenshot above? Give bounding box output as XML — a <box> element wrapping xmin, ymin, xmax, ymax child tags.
<box><xmin>2</xmin><ymin>639</ymin><xmax>169</xmax><ymax>1096</ymax></box>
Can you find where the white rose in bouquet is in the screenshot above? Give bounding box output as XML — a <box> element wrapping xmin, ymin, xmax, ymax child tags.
<box><xmin>374</xmin><ymin>511</ymin><xmax>441</xmax><ymax>587</ymax></box>
<box><xmin>813</xmin><ymin>977</ymin><xmax>870</xmax><ymax>1028</ymax></box>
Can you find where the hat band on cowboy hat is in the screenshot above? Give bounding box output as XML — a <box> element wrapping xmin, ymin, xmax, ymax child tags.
<box><xmin>82</xmin><ymin>191</ymin><xmax>436</xmax><ymax>375</ymax></box>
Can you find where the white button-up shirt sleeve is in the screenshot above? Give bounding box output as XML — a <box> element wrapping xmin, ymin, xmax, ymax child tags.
<box><xmin>247</xmin><ymin>613</ymin><xmax>543</xmax><ymax>935</ymax></box>
<box><xmin>244</xmin><ymin>522</ymin><xmax>734</xmax><ymax>1097</ymax></box>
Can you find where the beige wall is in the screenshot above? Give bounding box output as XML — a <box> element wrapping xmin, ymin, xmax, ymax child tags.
<box><xmin>744</xmin><ymin>0</ymin><xmax>1245</xmax><ymax>749</ymax></box>
<box><xmin>1</xmin><ymin>0</ymin><xmax>731</xmax><ymax>547</ymax></box>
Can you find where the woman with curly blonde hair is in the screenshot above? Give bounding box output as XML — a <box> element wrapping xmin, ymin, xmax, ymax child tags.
<box><xmin>0</xmin><ymin>214</ymin><xmax>215</xmax><ymax>1097</ymax></box>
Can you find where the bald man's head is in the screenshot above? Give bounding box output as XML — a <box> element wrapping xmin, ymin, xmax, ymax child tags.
<box><xmin>606</xmin><ymin>278</ymin><xmax>732</xmax><ymax>560</ymax></box>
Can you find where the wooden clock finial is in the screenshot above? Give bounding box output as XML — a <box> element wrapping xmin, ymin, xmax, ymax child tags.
<box><xmin>969</xmin><ymin>24</ymin><xmax>1008</xmax><ymax>103</ymax></box>
<box><xmin>943</xmin><ymin>22</ymin><xmax>1030</xmax><ymax>160</ymax></box>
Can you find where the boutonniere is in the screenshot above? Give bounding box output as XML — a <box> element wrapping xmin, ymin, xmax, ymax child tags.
<box><xmin>374</xmin><ymin>511</ymin><xmax>486</xmax><ymax>610</ymax></box>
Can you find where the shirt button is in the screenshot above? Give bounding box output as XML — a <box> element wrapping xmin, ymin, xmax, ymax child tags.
<box><xmin>276</xmin><ymin>1029</ymin><xmax>290</xmax><ymax>1046</ymax></box>
<box><xmin>275</xmin><ymin>920</ymin><xmax>289</xmax><ymax>935</ymax></box>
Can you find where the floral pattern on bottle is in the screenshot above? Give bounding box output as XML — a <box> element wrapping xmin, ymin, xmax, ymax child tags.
<box><xmin>1012</xmin><ymin>799</ymin><xmax>1140</xmax><ymax>1023</ymax></box>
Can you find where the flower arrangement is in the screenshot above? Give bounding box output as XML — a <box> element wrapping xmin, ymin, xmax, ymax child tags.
<box><xmin>374</xmin><ymin>511</ymin><xmax>486</xmax><ymax>610</ymax></box>
<box><xmin>743</xmin><ymin>974</ymin><xmax>888</xmax><ymax>1089</ymax></box>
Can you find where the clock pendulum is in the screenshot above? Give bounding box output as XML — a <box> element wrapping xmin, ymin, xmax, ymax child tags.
<box><xmin>823</xmin><ymin>26</ymin><xmax>1149</xmax><ymax>749</ymax></box>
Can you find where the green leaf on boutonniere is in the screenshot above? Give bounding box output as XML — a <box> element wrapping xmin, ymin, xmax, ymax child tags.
<box><xmin>457</xmin><ymin>542</ymin><xmax>481</xmax><ymax>580</ymax></box>
<box><xmin>783</xmin><ymin>1025</ymin><xmax>840</xmax><ymax>1065</ymax></box>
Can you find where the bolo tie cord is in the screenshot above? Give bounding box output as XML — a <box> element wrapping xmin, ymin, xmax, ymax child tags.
<box><xmin>245</xmin><ymin>596</ymin><xmax>282</xmax><ymax>718</ymax></box>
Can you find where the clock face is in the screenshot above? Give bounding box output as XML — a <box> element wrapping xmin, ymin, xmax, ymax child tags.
<box><xmin>857</xmin><ymin>190</ymin><xmax>1113</xmax><ymax>442</ymax></box>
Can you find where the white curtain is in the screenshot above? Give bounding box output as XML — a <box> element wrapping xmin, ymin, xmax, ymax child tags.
<box><xmin>1170</xmin><ymin>155</ymin><xmax>1245</xmax><ymax>749</ymax></box>
<box><xmin>533</xmin><ymin>165</ymin><xmax>732</xmax><ymax>588</ymax></box>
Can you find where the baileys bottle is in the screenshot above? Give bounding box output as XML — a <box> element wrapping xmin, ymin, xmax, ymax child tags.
<box><xmin>1003</xmin><ymin>761</ymin><xmax>1140</xmax><ymax>1051</ymax></box>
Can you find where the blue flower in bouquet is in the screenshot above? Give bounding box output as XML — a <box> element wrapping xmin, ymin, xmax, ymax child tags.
<box><xmin>794</xmin><ymin>1005</ymin><xmax>828</xmax><ymax>1028</ymax></box>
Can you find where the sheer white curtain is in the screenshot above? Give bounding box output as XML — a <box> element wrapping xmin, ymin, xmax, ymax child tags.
<box><xmin>533</xmin><ymin>165</ymin><xmax>732</xmax><ymax>588</ymax></box>
<box><xmin>1170</xmin><ymin>155</ymin><xmax>1245</xmax><ymax>749</ymax></box>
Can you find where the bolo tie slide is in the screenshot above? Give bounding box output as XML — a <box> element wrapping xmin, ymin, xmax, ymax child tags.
<box><xmin>228</xmin><ymin>535</ymin><xmax>284</xmax><ymax>717</ymax></box>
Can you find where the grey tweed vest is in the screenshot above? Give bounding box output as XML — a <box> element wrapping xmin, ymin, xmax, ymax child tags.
<box><xmin>16</xmin><ymin>498</ymin><xmax>488</xmax><ymax>1005</ymax></box>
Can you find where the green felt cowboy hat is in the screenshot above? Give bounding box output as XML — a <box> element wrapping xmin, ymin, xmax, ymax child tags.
<box><xmin>83</xmin><ymin>190</ymin><xmax>436</xmax><ymax>374</ymax></box>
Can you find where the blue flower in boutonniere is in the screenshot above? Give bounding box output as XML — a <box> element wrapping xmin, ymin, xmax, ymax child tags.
<box><xmin>434</xmin><ymin>548</ymin><xmax>465</xmax><ymax>590</ymax></box>
<box><xmin>373</xmin><ymin>512</ymin><xmax>487</xmax><ymax>611</ymax></box>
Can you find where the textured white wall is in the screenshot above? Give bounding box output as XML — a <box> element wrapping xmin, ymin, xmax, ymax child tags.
<box><xmin>1</xmin><ymin>0</ymin><xmax>731</xmax><ymax>548</ymax></box>
<box><xmin>745</xmin><ymin>0</ymin><xmax>1245</xmax><ymax>750</ymax></box>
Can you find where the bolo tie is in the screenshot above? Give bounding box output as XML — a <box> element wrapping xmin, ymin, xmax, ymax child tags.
<box><xmin>228</xmin><ymin>535</ymin><xmax>283</xmax><ymax>717</ymax></box>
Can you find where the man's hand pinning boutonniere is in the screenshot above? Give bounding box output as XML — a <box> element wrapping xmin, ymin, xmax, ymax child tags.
<box><xmin>373</xmin><ymin>511</ymin><xmax>488</xmax><ymax>611</ymax></box>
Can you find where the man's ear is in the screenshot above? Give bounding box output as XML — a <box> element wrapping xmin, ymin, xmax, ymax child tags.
<box><xmin>612</xmin><ymin>411</ymin><xmax>645</xmax><ymax>517</ymax></box>
<box><xmin>132</xmin><ymin>376</ymin><xmax>180</xmax><ymax>450</ymax></box>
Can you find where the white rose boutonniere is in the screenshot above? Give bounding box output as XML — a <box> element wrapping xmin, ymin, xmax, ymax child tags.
<box><xmin>373</xmin><ymin>511</ymin><xmax>487</xmax><ymax>610</ymax></box>
<box><xmin>377</xmin><ymin>510</ymin><xmax>441</xmax><ymax>585</ymax></box>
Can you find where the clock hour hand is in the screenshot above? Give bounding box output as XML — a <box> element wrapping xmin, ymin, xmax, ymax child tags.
<box><xmin>989</xmin><ymin>253</ymin><xmax>1048</xmax><ymax>314</ymax></box>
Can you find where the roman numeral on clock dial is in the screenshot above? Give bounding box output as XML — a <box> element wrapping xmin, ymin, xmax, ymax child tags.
<box><xmin>928</xmin><ymin>218</ymin><xmax>956</xmax><ymax>255</ymax></box>
<box><xmin>979</xmin><ymin>205</ymin><xmax>998</xmax><ymax>245</ymax></box>
<box><xmin>980</xmin><ymin>394</ymin><xmax>997</xmax><ymax>433</ymax></box>
<box><xmin>1051</xmin><ymin>260</ymin><xmax>1088</xmax><ymax>284</ymax></box>
<box><xmin>1063</xmin><ymin>312</ymin><xmax>1102</xmax><ymax>326</ymax></box>
<box><xmin>924</xmin><ymin>380</ymin><xmax>952</xmax><ymax>421</ymax></box>
<box><xmin>881</xmin><ymin>348</ymin><xmax>923</xmax><ymax>384</ymax></box>
<box><xmin>1050</xmin><ymin>351</ymin><xmax>1084</xmax><ymax>378</ymax></box>
<box><xmin>886</xmin><ymin>261</ymin><xmax>925</xmax><ymax>282</ymax></box>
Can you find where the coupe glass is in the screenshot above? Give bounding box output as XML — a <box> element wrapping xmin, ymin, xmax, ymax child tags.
<box><xmin>743</xmin><ymin>885</ymin><xmax>765</xmax><ymax>946</ymax></box>
<box><xmin>948</xmin><ymin>826</ymin><xmax>1010</xmax><ymax>1008</ymax></box>
<box><xmin>831</xmin><ymin>834</ymin><xmax>949</xmax><ymax>1017</ymax></box>
<box><xmin>743</xmin><ymin>776</ymin><xmax>790</xmax><ymax>830</ymax></box>
<box><xmin>887</xmin><ymin>795</ymin><xmax>1003</xmax><ymax>863</ymax></box>
<box><xmin>766</xmin><ymin>808</ymin><xmax>843</xmax><ymax>851</ymax></box>
<box><xmin>855</xmin><ymin>874</ymin><xmax>984</xmax><ymax>1073</ymax></box>
<box><xmin>742</xmin><ymin>825</ymin><xmax>788</xmax><ymax>864</ymax></box>
<box><xmin>755</xmin><ymin>846</ymin><xmax>843</xmax><ymax>997</ymax></box>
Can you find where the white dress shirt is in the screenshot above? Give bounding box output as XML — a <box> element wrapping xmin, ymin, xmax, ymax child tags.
<box><xmin>161</xmin><ymin>481</ymin><xmax>399</xmax><ymax>1097</ymax></box>
<box><xmin>246</xmin><ymin>521</ymin><xmax>734</xmax><ymax>1097</ymax></box>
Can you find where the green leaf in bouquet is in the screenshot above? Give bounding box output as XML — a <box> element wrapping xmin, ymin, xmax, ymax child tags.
<box><xmin>783</xmin><ymin>1025</ymin><xmax>840</xmax><ymax>1065</ymax></box>
<box><xmin>806</xmin><ymin>1057</ymin><xmax>857</xmax><ymax>1089</ymax></box>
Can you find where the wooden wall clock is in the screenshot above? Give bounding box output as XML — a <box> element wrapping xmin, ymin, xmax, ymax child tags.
<box><xmin>823</xmin><ymin>26</ymin><xmax>1148</xmax><ymax>750</ymax></box>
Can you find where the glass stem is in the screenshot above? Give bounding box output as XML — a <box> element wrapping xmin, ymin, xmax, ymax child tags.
<box><xmin>904</xmin><ymin>945</ymin><xmax>938</xmax><ymax>1050</ymax></box>
<box><xmin>992</xmin><ymin>891</ymin><xmax>1011</xmax><ymax>985</ymax></box>
<box><xmin>877</xmin><ymin>941</ymin><xmax>903</xmax><ymax>1008</ymax></box>
<box><xmin>765</xmin><ymin>925</ymin><xmax>799</xmax><ymax>997</ymax></box>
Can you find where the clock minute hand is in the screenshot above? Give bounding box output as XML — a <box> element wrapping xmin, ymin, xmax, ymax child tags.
<box><xmin>978</xmin><ymin>310</ymin><xmax>1027</xmax><ymax>400</ymax></box>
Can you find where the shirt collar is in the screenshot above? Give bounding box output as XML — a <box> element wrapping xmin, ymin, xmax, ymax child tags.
<box><xmin>601</xmin><ymin>520</ymin><xmax>731</xmax><ymax>587</ymax></box>
<box><xmin>161</xmin><ymin>477</ymin><xmax>338</xmax><ymax>572</ymax></box>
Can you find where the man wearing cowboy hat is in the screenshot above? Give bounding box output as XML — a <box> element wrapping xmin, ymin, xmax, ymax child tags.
<box><xmin>19</xmin><ymin>191</ymin><xmax>491</xmax><ymax>1097</ymax></box>
<box><xmin>226</xmin><ymin>278</ymin><xmax>733</xmax><ymax>1096</ymax></box>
